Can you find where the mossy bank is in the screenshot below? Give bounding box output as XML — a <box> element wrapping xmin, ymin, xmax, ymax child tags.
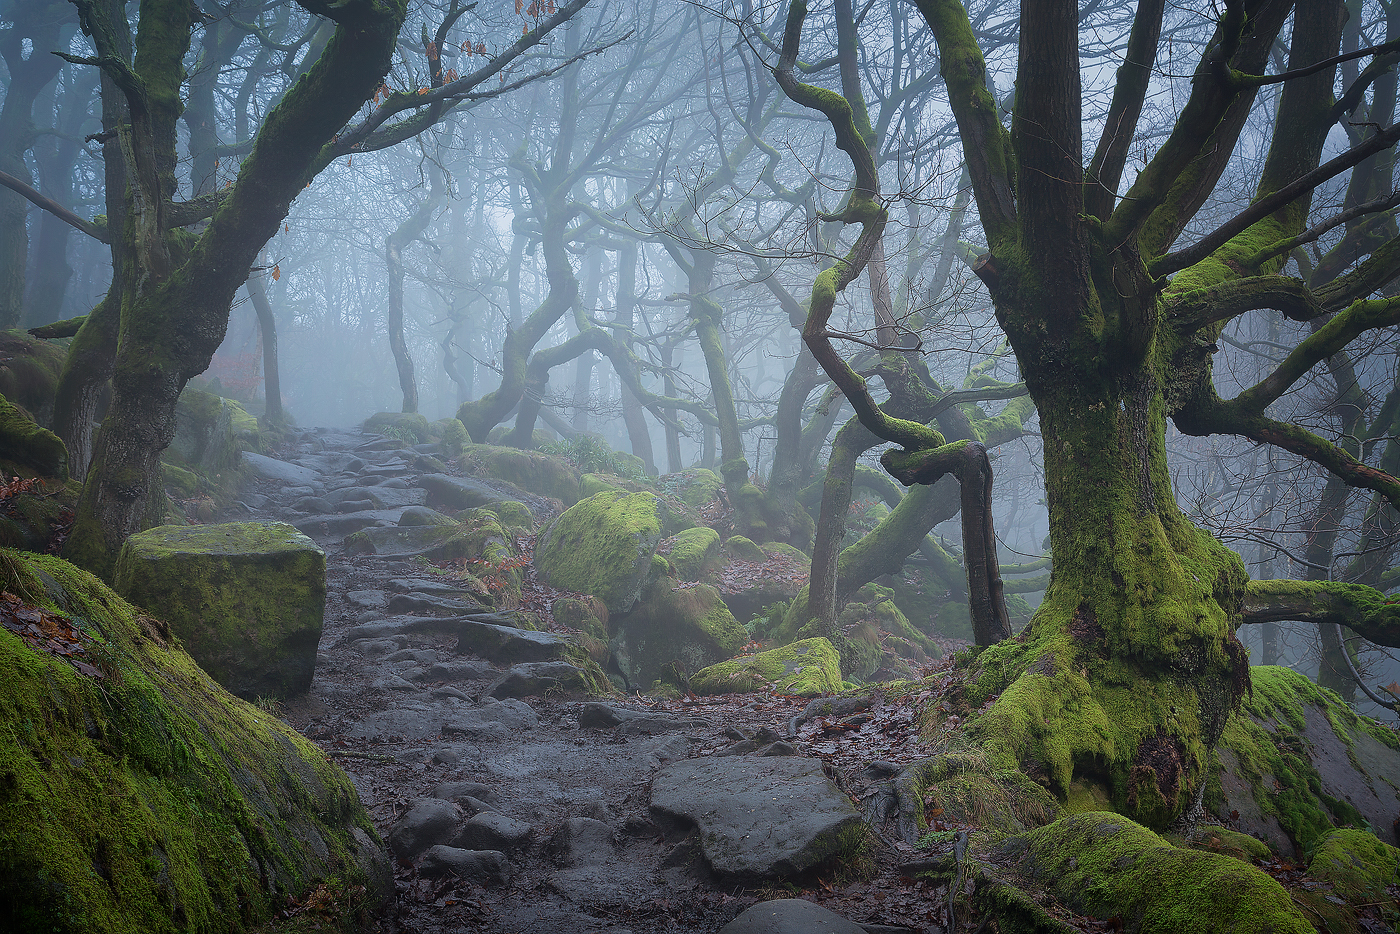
<box><xmin>0</xmin><ymin>550</ymin><xmax>387</xmax><ymax>933</ymax></box>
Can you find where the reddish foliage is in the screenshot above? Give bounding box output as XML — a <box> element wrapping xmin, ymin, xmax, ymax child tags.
<box><xmin>0</xmin><ymin>590</ymin><xmax>104</xmax><ymax>678</ymax></box>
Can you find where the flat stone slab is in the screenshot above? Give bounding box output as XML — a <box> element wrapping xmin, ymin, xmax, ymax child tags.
<box><xmin>420</xmin><ymin>474</ymin><xmax>514</xmax><ymax>510</ymax></box>
<box><xmin>452</xmin><ymin>618</ymin><xmax>570</xmax><ymax>664</ymax></box>
<box><xmin>364</xmin><ymin>486</ymin><xmax>429</xmax><ymax>509</ymax></box>
<box><xmin>577</xmin><ymin>702</ymin><xmax>711</xmax><ymax>734</ymax></box>
<box><xmin>650</xmin><ymin>756</ymin><xmax>863</xmax><ymax>879</ymax></box>
<box><xmin>718</xmin><ymin>899</ymin><xmax>866</xmax><ymax>934</ymax></box>
<box><xmin>244</xmin><ymin>451</ymin><xmax>322</xmax><ymax>485</ymax></box>
<box><xmin>343</xmin><ymin>524</ymin><xmax>476</xmax><ymax>560</ymax></box>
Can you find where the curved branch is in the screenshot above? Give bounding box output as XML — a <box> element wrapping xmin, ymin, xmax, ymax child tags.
<box><xmin>0</xmin><ymin>169</ymin><xmax>110</xmax><ymax>243</ymax></box>
<box><xmin>1241</xmin><ymin>578</ymin><xmax>1400</xmax><ymax>647</ymax></box>
<box><xmin>1166</xmin><ymin>276</ymin><xmax>1324</xmax><ymax>332</ymax></box>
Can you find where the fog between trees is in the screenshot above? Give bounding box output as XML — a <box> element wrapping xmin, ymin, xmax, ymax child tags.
<box><xmin>2</xmin><ymin>0</ymin><xmax>1399</xmax><ymax>797</ymax></box>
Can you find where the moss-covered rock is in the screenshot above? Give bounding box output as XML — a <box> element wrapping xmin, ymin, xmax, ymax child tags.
<box><xmin>690</xmin><ymin>637</ymin><xmax>842</xmax><ymax>697</ymax></box>
<box><xmin>435</xmin><ymin>417</ymin><xmax>469</xmax><ymax>457</ymax></box>
<box><xmin>1307</xmin><ymin>828</ymin><xmax>1399</xmax><ymax>902</ymax></box>
<box><xmin>714</xmin><ymin>539</ymin><xmax>811</xmax><ymax>624</ymax></box>
<box><xmin>610</xmin><ymin>580</ymin><xmax>748</xmax><ymax>690</ymax></box>
<box><xmin>661</xmin><ymin>526</ymin><xmax>721</xmax><ymax>580</ymax></box>
<box><xmin>114</xmin><ymin>522</ymin><xmax>326</xmax><ymax>700</ymax></box>
<box><xmin>170</xmin><ymin>388</ymin><xmax>248</xmax><ymax>474</ymax></box>
<box><xmin>363</xmin><ymin>411</ymin><xmax>432</xmax><ymax>444</ymax></box>
<box><xmin>723</xmin><ymin>534</ymin><xmax>766</xmax><ymax>563</ymax></box>
<box><xmin>460</xmin><ymin>444</ymin><xmax>581</xmax><ymax>504</ymax></box>
<box><xmin>0</xmin><ymin>393</ymin><xmax>67</xmax><ymax>479</ymax></box>
<box><xmin>1211</xmin><ymin>666</ymin><xmax>1400</xmax><ymax>856</ymax></box>
<box><xmin>1007</xmin><ymin>811</ymin><xmax>1312</xmax><ymax>933</ymax></box>
<box><xmin>0</xmin><ymin>549</ymin><xmax>387</xmax><ymax>933</ymax></box>
<box><xmin>484</xmin><ymin>500</ymin><xmax>534</xmax><ymax>530</ymax></box>
<box><xmin>534</xmin><ymin>490</ymin><xmax>669</xmax><ymax>615</ymax></box>
<box><xmin>551</xmin><ymin>595</ymin><xmax>609</xmax><ymax>641</ymax></box>
<box><xmin>657</xmin><ymin>467</ymin><xmax>724</xmax><ymax>508</ymax></box>
<box><xmin>0</xmin><ymin>329</ymin><xmax>66</xmax><ymax>427</ymax></box>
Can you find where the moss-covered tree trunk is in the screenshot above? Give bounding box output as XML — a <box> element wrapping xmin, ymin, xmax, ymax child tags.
<box><xmin>64</xmin><ymin>0</ymin><xmax>410</xmax><ymax>578</ymax></box>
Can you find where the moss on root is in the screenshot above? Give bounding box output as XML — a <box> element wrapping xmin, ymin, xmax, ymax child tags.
<box><xmin>0</xmin><ymin>550</ymin><xmax>385</xmax><ymax>933</ymax></box>
<box><xmin>1010</xmin><ymin>811</ymin><xmax>1312</xmax><ymax>933</ymax></box>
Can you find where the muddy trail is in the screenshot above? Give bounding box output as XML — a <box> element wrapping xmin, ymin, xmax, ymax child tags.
<box><xmin>230</xmin><ymin>427</ymin><xmax>953</xmax><ymax>934</ymax></box>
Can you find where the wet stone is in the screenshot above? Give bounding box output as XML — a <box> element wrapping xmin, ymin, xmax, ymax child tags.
<box><xmin>388</xmin><ymin>798</ymin><xmax>461</xmax><ymax>859</ymax></box>
<box><xmin>417</xmin><ymin>846</ymin><xmax>510</xmax><ymax>885</ymax></box>
<box><xmin>453</xmin><ymin>812</ymin><xmax>534</xmax><ymax>852</ymax></box>
<box><xmin>345</xmin><ymin>589</ymin><xmax>387</xmax><ymax>608</ymax></box>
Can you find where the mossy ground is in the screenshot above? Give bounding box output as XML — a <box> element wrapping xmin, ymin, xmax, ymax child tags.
<box><xmin>0</xmin><ymin>549</ymin><xmax>382</xmax><ymax>933</ymax></box>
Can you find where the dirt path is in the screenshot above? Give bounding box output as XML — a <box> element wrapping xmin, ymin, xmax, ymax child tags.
<box><xmin>231</xmin><ymin>428</ymin><xmax>946</xmax><ymax>934</ymax></box>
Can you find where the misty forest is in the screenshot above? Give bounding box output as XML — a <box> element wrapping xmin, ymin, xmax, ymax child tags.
<box><xmin>1</xmin><ymin>0</ymin><xmax>1399</xmax><ymax>930</ymax></box>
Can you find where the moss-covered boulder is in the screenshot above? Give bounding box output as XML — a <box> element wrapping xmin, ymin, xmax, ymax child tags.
<box><xmin>0</xmin><ymin>329</ymin><xmax>66</xmax><ymax>426</ymax></box>
<box><xmin>0</xmin><ymin>393</ymin><xmax>67</xmax><ymax>479</ymax></box>
<box><xmin>552</xmin><ymin>595</ymin><xmax>608</xmax><ymax>641</ymax></box>
<box><xmin>363</xmin><ymin>411</ymin><xmax>432</xmax><ymax>444</ymax></box>
<box><xmin>1211</xmin><ymin>666</ymin><xmax>1400</xmax><ymax>855</ymax></box>
<box><xmin>534</xmin><ymin>490</ymin><xmax>669</xmax><ymax>615</ymax></box>
<box><xmin>691</xmin><ymin>637</ymin><xmax>842</xmax><ymax>697</ymax></box>
<box><xmin>114</xmin><ymin>522</ymin><xmax>326</xmax><ymax>700</ymax></box>
<box><xmin>660</xmin><ymin>526</ymin><xmax>721</xmax><ymax>581</ymax></box>
<box><xmin>714</xmin><ymin>538</ymin><xmax>811</xmax><ymax>624</ymax></box>
<box><xmin>610</xmin><ymin>580</ymin><xmax>748</xmax><ymax>690</ymax></box>
<box><xmin>1307</xmin><ymin>828</ymin><xmax>1400</xmax><ymax>901</ymax></box>
<box><xmin>170</xmin><ymin>387</ymin><xmax>253</xmax><ymax>474</ymax></box>
<box><xmin>1000</xmin><ymin>811</ymin><xmax>1312</xmax><ymax>933</ymax></box>
<box><xmin>657</xmin><ymin>467</ymin><xmax>724</xmax><ymax>508</ymax></box>
<box><xmin>0</xmin><ymin>549</ymin><xmax>388</xmax><ymax>933</ymax></box>
<box><xmin>460</xmin><ymin>443</ymin><xmax>582</xmax><ymax>505</ymax></box>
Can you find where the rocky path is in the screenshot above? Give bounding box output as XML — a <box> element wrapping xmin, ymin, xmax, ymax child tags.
<box><xmin>231</xmin><ymin>428</ymin><xmax>946</xmax><ymax>934</ymax></box>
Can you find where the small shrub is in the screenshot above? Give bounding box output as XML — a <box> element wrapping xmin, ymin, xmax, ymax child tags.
<box><xmin>540</xmin><ymin>435</ymin><xmax>641</xmax><ymax>479</ymax></box>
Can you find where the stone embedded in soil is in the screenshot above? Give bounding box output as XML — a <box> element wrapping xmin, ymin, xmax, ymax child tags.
<box><xmin>549</xmin><ymin>817</ymin><xmax>618</xmax><ymax>866</ymax></box>
<box><xmin>485</xmin><ymin>661</ymin><xmax>596</xmax><ymax>698</ymax></box>
<box><xmin>386</xmin><ymin>592</ymin><xmax>487</xmax><ymax>616</ymax></box>
<box><xmin>451</xmin><ymin>617</ymin><xmax>571</xmax><ymax>664</ymax></box>
<box><xmin>420</xmin><ymin>473</ymin><xmax>518</xmax><ymax>511</ymax></box>
<box><xmin>577</xmin><ymin>702</ymin><xmax>711</xmax><ymax>733</ymax></box>
<box><xmin>650</xmin><ymin>756</ymin><xmax>864</xmax><ymax>879</ymax></box>
<box><xmin>453</xmin><ymin>812</ymin><xmax>534</xmax><ymax>852</ymax></box>
<box><xmin>294</xmin><ymin>510</ymin><xmax>399</xmax><ymax>538</ymax></box>
<box><xmin>244</xmin><ymin>450</ymin><xmax>322</xmax><ymax>485</ymax></box>
<box><xmin>433</xmin><ymin>781</ymin><xmax>499</xmax><ymax>804</ymax></box>
<box><xmin>417</xmin><ymin>845</ymin><xmax>511</xmax><ymax>885</ymax></box>
<box><xmin>718</xmin><ymin>899</ymin><xmax>867</xmax><ymax>934</ymax></box>
<box><xmin>346</xmin><ymin>589</ymin><xmax>387</xmax><ymax>608</ymax></box>
<box><xmin>418</xmin><ymin>659</ymin><xmax>494</xmax><ymax>682</ymax></box>
<box><xmin>388</xmin><ymin>798</ymin><xmax>462</xmax><ymax>859</ymax></box>
<box><xmin>343</xmin><ymin>707</ymin><xmax>446</xmax><ymax>743</ymax></box>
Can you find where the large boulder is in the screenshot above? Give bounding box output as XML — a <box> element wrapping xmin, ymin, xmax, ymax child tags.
<box><xmin>170</xmin><ymin>386</ymin><xmax>256</xmax><ymax>473</ymax></box>
<box><xmin>459</xmin><ymin>443</ymin><xmax>582</xmax><ymax>505</ymax></box>
<box><xmin>609</xmin><ymin>580</ymin><xmax>748</xmax><ymax>690</ymax></box>
<box><xmin>534</xmin><ymin>490</ymin><xmax>669</xmax><ymax>615</ymax></box>
<box><xmin>0</xmin><ymin>330</ymin><xmax>66</xmax><ymax>427</ymax></box>
<box><xmin>114</xmin><ymin>521</ymin><xmax>326</xmax><ymax>700</ymax></box>
<box><xmin>0</xmin><ymin>393</ymin><xmax>67</xmax><ymax>479</ymax></box>
<box><xmin>0</xmin><ymin>549</ymin><xmax>388</xmax><ymax>932</ymax></box>
<box><xmin>690</xmin><ymin>637</ymin><xmax>842</xmax><ymax>697</ymax></box>
<box><xmin>1211</xmin><ymin>665</ymin><xmax>1400</xmax><ymax>854</ymax></box>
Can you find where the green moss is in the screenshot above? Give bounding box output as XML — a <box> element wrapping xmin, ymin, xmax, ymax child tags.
<box><xmin>1216</xmin><ymin>666</ymin><xmax>1396</xmax><ymax>855</ymax></box>
<box><xmin>459</xmin><ymin>443</ymin><xmax>582</xmax><ymax>505</ymax></box>
<box><xmin>1167</xmin><ymin>826</ymin><xmax>1274</xmax><ymax>863</ymax></box>
<box><xmin>551</xmin><ymin>595</ymin><xmax>608</xmax><ymax>641</ymax></box>
<box><xmin>483</xmin><ymin>500</ymin><xmax>533</xmax><ymax>530</ymax></box>
<box><xmin>161</xmin><ymin>462</ymin><xmax>202</xmax><ymax>497</ymax></box>
<box><xmin>0</xmin><ymin>549</ymin><xmax>383</xmax><ymax>933</ymax></box>
<box><xmin>664</xmin><ymin>527</ymin><xmax>721</xmax><ymax>580</ymax></box>
<box><xmin>0</xmin><ymin>330</ymin><xmax>67</xmax><ymax>427</ymax></box>
<box><xmin>534</xmin><ymin>490</ymin><xmax>668</xmax><ymax>615</ymax></box>
<box><xmin>1306</xmin><ymin>829</ymin><xmax>1399</xmax><ymax>901</ymax></box>
<box><xmin>579</xmin><ymin>474</ymin><xmax>624</xmax><ymax>499</ymax></box>
<box><xmin>362</xmin><ymin>411</ymin><xmax>431</xmax><ymax>443</ymax></box>
<box><xmin>723</xmin><ymin>535</ymin><xmax>766</xmax><ymax>562</ymax></box>
<box><xmin>690</xmin><ymin>637</ymin><xmax>842</xmax><ymax>697</ymax></box>
<box><xmin>611</xmin><ymin>580</ymin><xmax>748</xmax><ymax>689</ymax></box>
<box><xmin>659</xmin><ymin>468</ymin><xmax>723</xmax><ymax>507</ymax></box>
<box><xmin>113</xmin><ymin>523</ymin><xmax>326</xmax><ymax>701</ymax></box>
<box><xmin>1016</xmin><ymin>812</ymin><xmax>1311</xmax><ymax>933</ymax></box>
<box><xmin>0</xmin><ymin>394</ymin><xmax>67</xmax><ymax>479</ymax></box>
<box><xmin>435</xmin><ymin>418</ymin><xmax>469</xmax><ymax>457</ymax></box>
